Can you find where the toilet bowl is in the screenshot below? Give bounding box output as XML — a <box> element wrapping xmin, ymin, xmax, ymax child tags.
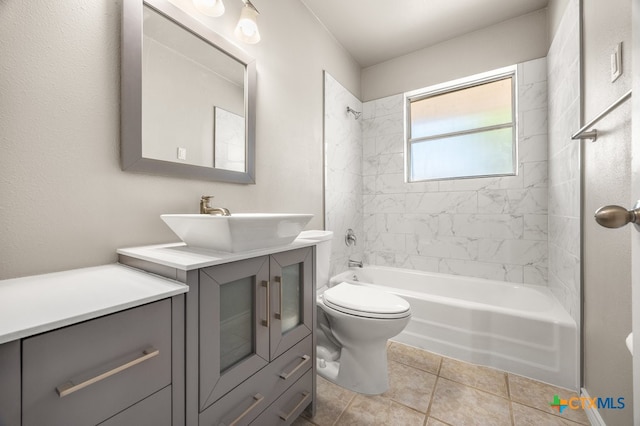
<box><xmin>316</xmin><ymin>282</ymin><xmax>411</xmax><ymax>394</ymax></box>
<box><xmin>297</xmin><ymin>230</ymin><xmax>412</xmax><ymax>395</ymax></box>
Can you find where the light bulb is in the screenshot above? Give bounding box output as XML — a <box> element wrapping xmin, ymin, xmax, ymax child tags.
<box><xmin>193</xmin><ymin>0</ymin><xmax>225</xmax><ymax>18</ymax></box>
<box><xmin>234</xmin><ymin>3</ymin><xmax>260</xmax><ymax>44</ymax></box>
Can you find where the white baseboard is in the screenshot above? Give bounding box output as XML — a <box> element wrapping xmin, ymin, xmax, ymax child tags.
<box><xmin>581</xmin><ymin>388</ymin><xmax>606</xmax><ymax>426</ymax></box>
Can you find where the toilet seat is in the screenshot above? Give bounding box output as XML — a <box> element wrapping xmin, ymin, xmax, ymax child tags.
<box><xmin>322</xmin><ymin>282</ymin><xmax>411</xmax><ymax>319</ymax></box>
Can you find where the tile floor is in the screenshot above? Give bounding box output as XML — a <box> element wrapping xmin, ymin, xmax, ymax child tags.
<box><xmin>294</xmin><ymin>342</ymin><xmax>589</xmax><ymax>426</ymax></box>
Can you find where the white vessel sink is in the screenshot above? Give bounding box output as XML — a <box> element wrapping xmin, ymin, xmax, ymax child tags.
<box><xmin>161</xmin><ymin>213</ymin><xmax>313</xmax><ymax>252</ymax></box>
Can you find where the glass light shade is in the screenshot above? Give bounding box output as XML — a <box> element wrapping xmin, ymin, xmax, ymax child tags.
<box><xmin>234</xmin><ymin>5</ymin><xmax>261</xmax><ymax>44</ymax></box>
<box><xmin>193</xmin><ymin>0</ymin><xmax>225</xmax><ymax>17</ymax></box>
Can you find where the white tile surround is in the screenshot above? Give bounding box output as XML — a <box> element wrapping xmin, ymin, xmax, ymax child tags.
<box><xmin>362</xmin><ymin>61</ymin><xmax>548</xmax><ymax>285</ymax></box>
<box><xmin>324</xmin><ymin>73</ymin><xmax>364</xmax><ymax>278</ymax></box>
<box><xmin>325</xmin><ymin>58</ymin><xmax>549</xmax><ymax>285</ymax></box>
<box><xmin>547</xmin><ymin>0</ymin><xmax>581</xmax><ymax>323</ymax></box>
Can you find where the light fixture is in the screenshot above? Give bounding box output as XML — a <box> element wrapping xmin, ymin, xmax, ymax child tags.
<box><xmin>234</xmin><ymin>0</ymin><xmax>261</xmax><ymax>44</ymax></box>
<box><xmin>193</xmin><ymin>0</ymin><xmax>225</xmax><ymax>18</ymax></box>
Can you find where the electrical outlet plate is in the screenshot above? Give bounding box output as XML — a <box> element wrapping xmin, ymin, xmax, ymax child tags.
<box><xmin>177</xmin><ymin>147</ymin><xmax>187</xmax><ymax>160</ymax></box>
<box><xmin>611</xmin><ymin>42</ymin><xmax>622</xmax><ymax>82</ymax></box>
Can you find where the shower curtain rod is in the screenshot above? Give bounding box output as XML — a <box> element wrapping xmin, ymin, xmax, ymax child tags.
<box><xmin>571</xmin><ymin>89</ymin><xmax>632</xmax><ymax>142</ymax></box>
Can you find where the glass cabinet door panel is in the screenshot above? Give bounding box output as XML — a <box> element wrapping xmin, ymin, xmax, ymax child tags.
<box><xmin>199</xmin><ymin>256</ymin><xmax>269</xmax><ymax>411</ymax></box>
<box><xmin>219</xmin><ymin>277</ymin><xmax>254</xmax><ymax>372</ymax></box>
<box><xmin>269</xmin><ymin>247</ymin><xmax>313</xmax><ymax>359</ymax></box>
<box><xmin>280</xmin><ymin>263</ymin><xmax>302</xmax><ymax>334</ymax></box>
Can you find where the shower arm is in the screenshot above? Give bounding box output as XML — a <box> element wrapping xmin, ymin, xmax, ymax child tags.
<box><xmin>346</xmin><ymin>106</ymin><xmax>361</xmax><ymax>120</ymax></box>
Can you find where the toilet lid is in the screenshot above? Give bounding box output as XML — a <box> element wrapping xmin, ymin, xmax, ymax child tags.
<box><xmin>322</xmin><ymin>282</ymin><xmax>411</xmax><ymax>319</ymax></box>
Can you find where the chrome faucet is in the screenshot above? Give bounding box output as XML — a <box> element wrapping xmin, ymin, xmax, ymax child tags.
<box><xmin>200</xmin><ymin>196</ymin><xmax>231</xmax><ymax>216</ymax></box>
<box><xmin>348</xmin><ymin>259</ymin><xmax>363</xmax><ymax>268</ymax></box>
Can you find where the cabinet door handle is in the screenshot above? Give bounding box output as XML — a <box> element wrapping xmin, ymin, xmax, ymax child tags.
<box><xmin>222</xmin><ymin>393</ymin><xmax>265</xmax><ymax>426</ymax></box>
<box><xmin>278</xmin><ymin>391</ymin><xmax>311</xmax><ymax>422</ymax></box>
<box><xmin>274</xmin><ymin>276</ymin><xmax>282</xmax><ymax>320</ymax></box>
<box><xmin>56</xmin><ymin>347</ymin><xmax>159</xmax><ymax>398</ymax></box>
<box><xmin>261</xmin><ymin>280</ymin><xmax>270</xmax><ymax>327</ymax></box>
<box><xmin>279</xmin><ymin>355</ymin><xmax>311</xmax><ymax>380</ymax></box>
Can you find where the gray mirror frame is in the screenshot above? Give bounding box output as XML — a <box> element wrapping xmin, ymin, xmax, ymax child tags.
<box><xmin>121</xmin><ymin>0</ymin><xmax>256</xmax><ymax>184</ymax></box>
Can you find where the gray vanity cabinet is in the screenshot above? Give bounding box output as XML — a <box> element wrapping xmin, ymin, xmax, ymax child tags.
<box><xmin>197</xmin><ymin>246</ymin><xmax>315</xmax><ymax>425</ymax></box>
<box><xmin>0</xmin><ymin>340</ymin><xmax>20</xmax><ymax>426</ymax></box>
<box><xmin>21</xmin><ymin>299</ymin><xmax>175</xmax><ymax>426</ymax></box>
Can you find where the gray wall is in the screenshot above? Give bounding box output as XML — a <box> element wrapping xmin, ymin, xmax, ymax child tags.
<box><xmin>581</xmin><ymin>0</ymin><xmax>633</xmax><ymax>424</ymax></box>
<box><xmin>361</xmin><ymin>9</ymin><xmax>549</xmax><ymax>101</ymax></box>
<box><xmin>0</xmin><ymin>0</ymin><xmax>360</xmax><ymax>279</ymax></box>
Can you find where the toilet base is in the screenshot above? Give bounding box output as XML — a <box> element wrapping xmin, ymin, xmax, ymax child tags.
<box><xmin>316</xmin><ymin>340</ymin><xmax>390</xmax><ymax>395</ymax></box>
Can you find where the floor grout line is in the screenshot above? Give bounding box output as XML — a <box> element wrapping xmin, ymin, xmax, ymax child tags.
<box><xmin>423</xmin><ymin>374</ymin><xmax>439</xmax><ymax>425</ymax></box>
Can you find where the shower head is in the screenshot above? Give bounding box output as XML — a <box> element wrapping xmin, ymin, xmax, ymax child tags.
<box><xmin>346</xmin><ymin>106</ymin><xmax>362</xmax><ymax>120</ymax></box>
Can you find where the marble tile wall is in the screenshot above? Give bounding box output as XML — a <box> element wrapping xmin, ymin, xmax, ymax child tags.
<box><xmin>547</xmin><ymin>0</ymin><xmax>581</xmax><ymax>323</ymax></box>
<box><xmin>324</xmin><ymin>73</ymin><xmax>364</xmax><ymax>279</ymax></box>
<box><xmin>360</xmin><ymin>58</ymin><xmax>549</xmax><ymax>285</ymax></box>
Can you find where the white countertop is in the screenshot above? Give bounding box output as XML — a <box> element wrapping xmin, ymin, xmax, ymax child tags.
<box><xmin>0</xmin><ymin>264</ymin><xmax>188</xmax><ymax>344</ymax></box>
<box><xmin>117</xmin><ymin>238</ymin><xmax>318</xmax><ymax>271</ymax></box>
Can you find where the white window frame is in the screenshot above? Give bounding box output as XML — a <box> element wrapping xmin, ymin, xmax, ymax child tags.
<box><xmin>404</xmin><ymin>65</ymin><xmax>518</xmax><ymax>182</ymax></box>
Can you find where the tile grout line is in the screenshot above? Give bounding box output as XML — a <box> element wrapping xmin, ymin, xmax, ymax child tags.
<box><xmin>506</xmin><ymin>373</ymin><xmax>515</xmax><ymax>426</ymax></box>
<box><xmin>330</xmin><ymin>392</ymin><xmax>357</xmax><ymax>426</ymax></box>
<box><xmin>422</xmin><ymin>356</ymin><xmax>443</xmax><ymax>425</ymax></box>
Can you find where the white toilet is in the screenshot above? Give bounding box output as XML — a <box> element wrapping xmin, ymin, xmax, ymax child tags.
<box><xmin>298</xmin><ymin>230</ymin><xmax>411</xmax><ymax>395</ymax></box>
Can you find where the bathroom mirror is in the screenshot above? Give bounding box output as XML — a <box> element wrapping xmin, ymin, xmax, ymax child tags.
<box><xmin>121</xmin><ymin>0</ymin><xmax>256</xmax><ymax>183</ymax></box>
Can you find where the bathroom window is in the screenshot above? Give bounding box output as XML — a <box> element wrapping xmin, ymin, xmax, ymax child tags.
<box><xmin>406</xmin><ymin>66</ymin><xmax>517</xmax><ymax>182</ymax></box>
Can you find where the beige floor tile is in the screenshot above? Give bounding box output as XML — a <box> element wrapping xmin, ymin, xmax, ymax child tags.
<box><xmin>292</xmin><ymin>415</ymin><xmax>316</xmax><ymax>426</ymax></box>
<box><xmin>426</xmin><ymin>417</ymin><xmax>452</xmax><ymax>426</ymax></box>
<box><xmin>429</xmin><ymin>378</ymin><xmax>512</xmax><ymax>426</ymax></box>
<box><xmin>335</xmin><ymin>394</ymin><xmax>424</xmax><ymax>426</ymax></box>
<box><xmin>512</xmin><ymin>402</ymin><xmax>587</xmax><ymax>426</ymax></box>
<box><xmin>303</xmin><ymin>376</ymin><xmax>356</xmax><ymax>426</ymax></box>
<box><xmin>384</xmin><ymin>360</ymin><xmax>437</xmax><ymax>412</ymax></box>
<box><xmin>439</xmin><ymin>357</ymin><xmax>508</xmax><ymax>398</ymax></box>
<box><xmin>508</xmin><ymin>374</ymin><xmax>589</xmax><ymax>425</ymax></box>
<box><xmin>388</xmin><ymin>341</ymin><xmax>442</xmax><ymax>374</ymax></box>
<box><xmin>388</xmin><ymin>400</ymin><xmax>426</xmax><ymax>426</ymax></box>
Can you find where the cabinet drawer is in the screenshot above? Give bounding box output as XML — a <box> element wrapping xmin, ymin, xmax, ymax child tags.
<box><xmin>199</xmin><ymin>335</ymin><xmax>312</xmax><ymax>426</ymax></box>
<box><xmin>99</xmin><ymin>386</ymin><xmax>172</xmax><ymax>426</ymax></box>
<box><xmin>250</xmin><ymin>370</ymin><xmax>313</xmax><ymax>426</ymax></box>
<box><xmin>22</xmin><ymin>299</ymin><xmax>172</xmax><ymax>426</ymax></box>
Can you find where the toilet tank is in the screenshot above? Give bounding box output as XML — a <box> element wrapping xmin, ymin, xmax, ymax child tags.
<box><xmin>298</xmin><ymin>230</ymin><xmax>333</xmax><ymax>288</ymax></box>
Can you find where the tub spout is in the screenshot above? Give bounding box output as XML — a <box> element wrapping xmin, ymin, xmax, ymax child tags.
<box><xmin>348</xmin><ymin>259</ymin><xmax>363</xmax><ymax>268</ymax></box>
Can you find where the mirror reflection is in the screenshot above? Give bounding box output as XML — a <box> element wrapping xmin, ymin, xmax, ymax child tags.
<box><xmin>142</xmin><ymin>4</ymin><xmax>245</xmax><ymax>171</ymax></box>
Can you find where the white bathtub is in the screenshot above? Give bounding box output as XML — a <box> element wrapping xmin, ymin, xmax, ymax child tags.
<box><xmin>330</xmin><ymin>266</ymin><xmax>578</xmax><ymax>390</ymax></box>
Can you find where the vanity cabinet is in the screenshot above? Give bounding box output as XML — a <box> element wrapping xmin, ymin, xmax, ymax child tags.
<box><xmin>198</xmin><ymin>247</ymin><xmax>314</xmax><ymax>424</ymax></box>
<box><xmin>0</xmin><ymin>264</ymin><xmax>187</xmax><ymax>426</ymax></box>
<box><xmin>0</xmin><ymin>340</ymin><xmax>20</xmax><ymax>426</ymax></box>
<box><xmin>22</xmin><ymin>300</ymin><xmax>174</xmax><ymax>426</ymax></box>
<box><xmin>118</xmin><ymin>243</ymin><xmax>317</xmax><ymax>426</ymax></box>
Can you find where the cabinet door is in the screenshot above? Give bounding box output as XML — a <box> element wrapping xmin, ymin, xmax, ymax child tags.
<box><xmin>199</xmin><ymin>256</ymin><xmax>270</xmax><ymax>411</ymax></box>
<box><xmin>269</xmin><ymin>247</ymin><xmax>313</xmax><ymax>359</ymax></box>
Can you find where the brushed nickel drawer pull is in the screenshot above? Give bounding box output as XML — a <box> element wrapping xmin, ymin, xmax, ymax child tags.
<box><xmin>279</xmin><ymin>355</ymin><xmax>311</xmax><ymax>380</ymax></box>
<box><xmin>278</xmin><ymin>391</ymin><xmax>311</xmax><ymax>422</ymax></box>
<box><xmin>56</xmin><ymin>347</ymin><xmax>159</xmax><ymax>398</ymax></box>
<box><xmin>223</xmin><ymin>393</ymin><xmax>265</xmax><ymax>426</ymax></box>
<box><xmin>261</xmin><ymin>280</ymin><xmax>270</xmax><ymax>327</ymax></box>
<box><xmin>275</xmin><ymin>276</ymin><xmax>282</xmax><ymax>320</ymax></box>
